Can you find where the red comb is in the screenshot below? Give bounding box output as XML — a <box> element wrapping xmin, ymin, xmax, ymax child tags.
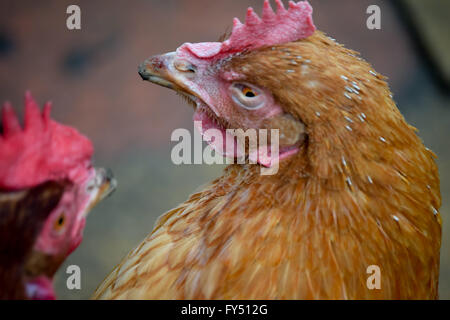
<box><xmin>178</xmin><ymin>0</ymin><xmax>315</xmax><ymax>60</ymax></box>
<box><xmin>0</xmin><ymin>92</ymin><xmax>94</xmax><ymax>190</ymax></box>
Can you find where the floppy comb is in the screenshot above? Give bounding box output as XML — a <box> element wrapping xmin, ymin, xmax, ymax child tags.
<box><xmin>0</xmin><ymin>92</ymin><xmax>93</xmax><ymax>190</ymax></box>
<box><xmin>178</xmin><ymin>0</ymin><xmax>315</xmax><ymax>60</ymax></box>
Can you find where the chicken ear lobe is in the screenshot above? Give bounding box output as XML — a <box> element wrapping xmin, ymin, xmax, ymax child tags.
<box><xmin>261</xmin><ymin>113</ymin><xmax>306</xmax><ymax>148</ymax></box>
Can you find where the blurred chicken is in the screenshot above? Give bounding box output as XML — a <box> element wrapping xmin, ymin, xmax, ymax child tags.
<box><xmin>95</xmin><ymin>0</ymin><xmax>441</xmax><ymax>299</ymax></box>
<box><xmin>0</xmin><ymin>181</ymin><xmax>64</xmax><ymax>299</ymax></box>
<box><xmin>0</xmin><ymin>93</ymin><xmax>116</xmax><ymax>300</ymax></box>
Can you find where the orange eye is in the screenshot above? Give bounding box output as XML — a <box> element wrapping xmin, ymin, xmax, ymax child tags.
<box><xmin>53</xmin><ymin>213</ymin><xmax>66</xmax><ymax>231</ymax></box>
<box><xmin>231</xmin><ymin>82</ymin><xmax>264</xmax><ymax>110</ymax></box>
<box><xmin>242</xmin><ymin>86</ymin><xmax>257</xmax><ymax>98</ymax></box>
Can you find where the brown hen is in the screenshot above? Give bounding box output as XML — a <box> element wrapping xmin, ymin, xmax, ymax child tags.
<box><xmin>94</xmin><ymin>1</ymin><xmax>441</xmax><ymax>299</ymax></box>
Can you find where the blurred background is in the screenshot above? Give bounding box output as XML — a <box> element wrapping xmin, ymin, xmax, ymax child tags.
<box><xmin>0</xmin><ymin>0</ymin><xmax>448</xmax><ymax>299</ymax></box>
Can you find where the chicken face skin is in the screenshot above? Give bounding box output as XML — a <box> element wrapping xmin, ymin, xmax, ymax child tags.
<box><xmin>96</xmin><ymin>26</ymin><xmax>441</xmax><ymax>299</ymax></box>
<box><xmin>24</xmin><ymin>167</ymin><xmax>116</xmax><ymax>300</ymax></box>
<box><xmin>139</xmin><ymin>50</ymin><xmax>306</xmax><ymax>166</ymax></box>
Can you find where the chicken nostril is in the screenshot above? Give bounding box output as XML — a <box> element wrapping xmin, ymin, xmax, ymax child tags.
<box><xmin>174</xmin><ymin>59</ymin><xmax>197</xmax><ymax>73</ymax></box>
<box><xmin>105</xmin><ymin>168</ymin><xmax>115</xmax><ymax>184</ymax></box>
<box><xmin>138</xmin><ymin>64</ymin><xmax>150</xmax><ymax>80</ymax></box>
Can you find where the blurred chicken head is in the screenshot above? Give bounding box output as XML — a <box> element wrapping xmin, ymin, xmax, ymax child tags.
<box><xmin>0</xmin><ymin>93</ymin><xmax>116</xmax><ymax>299</ymax></box>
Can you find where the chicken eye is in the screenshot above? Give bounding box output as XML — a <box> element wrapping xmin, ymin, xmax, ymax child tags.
<box><xmin>242</xmin><ymin>86</ymin><xmax>257</xmax><ymax>98</ymax></box>
<box><xmin>53</xmin><ymin>213</ymin><xmax>66</xmax><ymax>231</ymax></box>
<box><xmin>230</xmin><ymin>83</ymin><xmax>265</xmax><ymax>110</ymax></box>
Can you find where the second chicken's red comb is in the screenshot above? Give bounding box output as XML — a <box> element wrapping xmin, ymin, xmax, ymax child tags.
<box><xmin>0</xmin><ymin>92</ymin><xmax>93</xmax><ymax>190</ymax></box>
<box><xmin>180</xmin><ymin>0</ymin><xmax>316</xmax><ymax>60</ymax></box>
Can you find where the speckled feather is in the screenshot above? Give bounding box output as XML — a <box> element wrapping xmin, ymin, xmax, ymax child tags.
<box><xmin>94</xmin><ymin>31</ymin><xmax>441</xmax><ymax>299</ymax></box>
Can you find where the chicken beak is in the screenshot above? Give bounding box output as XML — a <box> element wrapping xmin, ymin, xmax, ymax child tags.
<box><xmin>87</xmin><ymin>168</ymin><xmax>117</xmax><ymax>212</ymax></box>
<box><xmin>138</xmin><ymin>53</ymin><xmax>198</xmax><ymax>102</ymax></box>
<box><xmin>95</xmin><ymin>167</ymin><xmax>116</xmax><ymax>202</ymax></box>
<box><xmin>138</xmin><ymin>53</ymin><xmax>178</xmax><ymax>88</ymax></box>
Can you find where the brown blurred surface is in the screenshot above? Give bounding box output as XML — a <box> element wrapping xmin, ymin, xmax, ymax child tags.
<box><xmin>0</xmin><ymin>0</ymin><xmax>449</xmax><ymax>299</ymax></box>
